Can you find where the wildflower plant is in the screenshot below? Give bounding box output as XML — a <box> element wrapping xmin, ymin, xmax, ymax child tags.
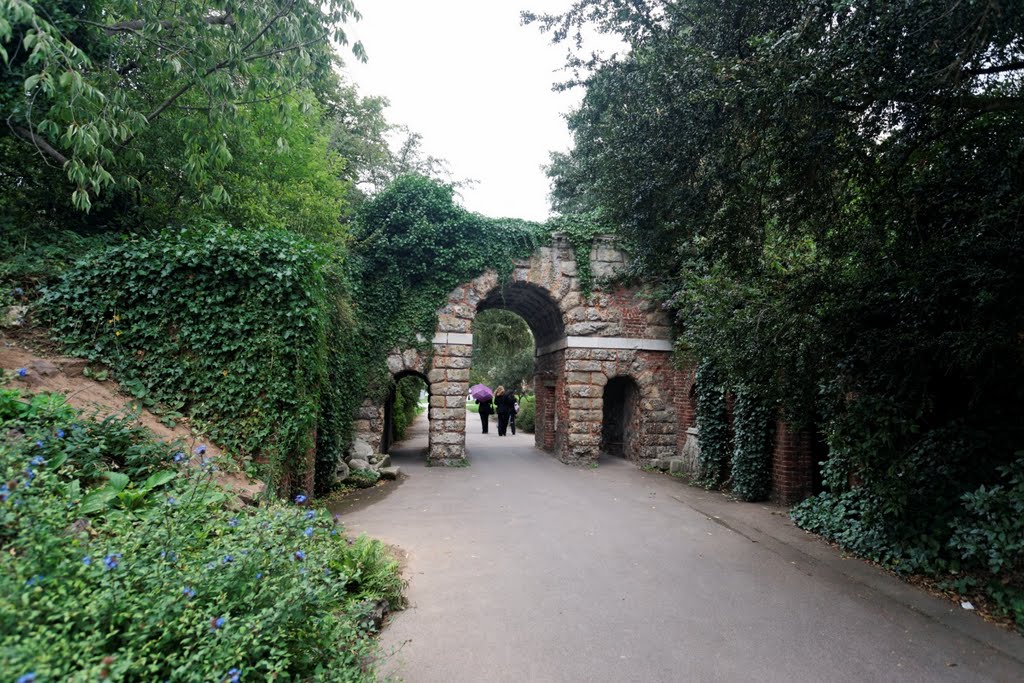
<box><xmin>0</xmin><ymin>391</ymin><xmax>403</xmax><ymax>680</ymax></box>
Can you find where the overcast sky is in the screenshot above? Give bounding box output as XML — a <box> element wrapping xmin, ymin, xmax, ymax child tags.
<box><xmin>339</xmin><ymin>1</ymin><xmax>589</xmax><ymax>222</ymax></box>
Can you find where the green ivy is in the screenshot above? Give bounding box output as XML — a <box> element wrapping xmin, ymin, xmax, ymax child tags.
<box><xmin>546</xmin><ymin>210</ymin><xmax>612</xmax><ymax>298</ymax></box>
<box><xmin>730</xmin><ymin>387</ymin><xmax>775</xmax><ymax>502</ymax></box>
<box><xmin>695</xmin><ymin>360</ymin><xmax>730</xmax><ymax>488</ymax></box>
<box><xmin>40</xmin><ymin>224</ymin><xmax>338</xmax><ymax>493</ymax></box>
<box><xmin>348</xmin><ymin>175</ymin><xmax>546</xmax><ymax>406</ymax></box>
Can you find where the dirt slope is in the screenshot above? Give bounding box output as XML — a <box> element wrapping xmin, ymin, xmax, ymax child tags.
<box><xmin>1</xmin><ymin>330</ymin><xmax>265</xmax><ymax>501</ymax></box>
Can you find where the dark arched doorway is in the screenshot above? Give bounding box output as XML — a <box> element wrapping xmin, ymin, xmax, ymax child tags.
<box><xmin>602</xmin><ymin>376</ymin><xmax>642</xmax><ymax>460</ymax></box>
<box><xmin>382</xmin><ymin>370</ymin><xmax>429</xmax><ymax>454</ymax></box>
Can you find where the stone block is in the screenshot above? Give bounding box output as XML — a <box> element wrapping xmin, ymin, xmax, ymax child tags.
<box><xmin>565</xmin><ymin>360</ymin><xmax>602</xmax><ymax>372</ymax></box>
<box><xmin>566</xmin><ymin>371</ymin><xmax>592</xmax><ymax>384</ymax></box>
<box><xmin>568</xmin><ymin>384</ymin><xmax>598</xmax><ymax>398</ymax></box>
<box><xmin>348</xmin><ymin>458</ymin><xmax>372</xmax><ymax>472</ymax></box>
<box><xmin>379</xmin><ymin>466</ymin><xmax>401</xmax><ymax>480</ymax></box>
<box><xmin>428</xmin><ymin>369</ymin><xmax>446</xmax><ymax>384</ymax></box>
<box><xmin>446</xmin><ymin>368</ymin><xmax>470</xmax><ymax>382</ymax></box>
<box><xmin>569</xmin><ymin>397</ymin><xmax>602</xmax><ymax>410</ymax></box>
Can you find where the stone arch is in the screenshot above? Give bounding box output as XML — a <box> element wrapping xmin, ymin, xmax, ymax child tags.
<box><xmin>381</xmin><ymin>369</ymin><xmax>429</xmax><ymax>454</ymax></box>
<box><xmin>353</xmin><ymin>233</ymin><xmax>693</xmax><ymax>468</ymax></box>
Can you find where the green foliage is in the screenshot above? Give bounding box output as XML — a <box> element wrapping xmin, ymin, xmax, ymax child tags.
<box><xmin>730</xmin><ymin>388</ymin><xmax>775</xmax><ymax>502</ymax></box>
<box><xmin>516</xmin><ymin>394</ymin><xmax>536</xmax><ymax>434</ymax></box>
<box><xmin>536</xmin><ymin>0</ymin><xmax>1024</xmax><ymax>626</ymax></box>
<box><xmin>349</xmin><ymin>175</ymin><xmax>544</xmax><ymax>402</ymax></box>
<box><xmin>470</xmin><ymin>309</ymin><xmax>534</xmax><ymax>390</ymax></box>
<box><xmin>694</xmin><ymin>361</ymin><xmax>729</xmax><ymax>489</ymax></box>
<box><xmin>0</xmin><ymin>389</ymin><xmax>402</xmax><ymax>680</ymax></box>
<box><xmin>40</xmin><ymin>224</ymin><xmax>343</xmax><ymax>492</ymax></box>
<box><xmin>391</xmin><ymin>374</ymin><xmax>425</xmax><ymax>443</ymax></box>
<box><xmin>1</xmin><ymin>0</ymin><xmax>364</xmax><ymax>212</ymax></box>
<box><xmin>545</xmin><ymin>211</ymin><xmax>611</xmax><ymax>298</ymax></box>
<box><xmin>345</xmin><ymin>468</ymin><xmax>380</xmax><ymax>489</ymax></box>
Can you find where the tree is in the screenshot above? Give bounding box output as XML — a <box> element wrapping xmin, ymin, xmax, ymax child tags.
<box><xmin>1</xmin><ymin>0</ymin><xmax>364</xmax><ymax>211</ymax></box>
<box><xmin>470</xmin><ymin>309</ymin><xmax>535</xmax><ymax>391</ymax></box>
<box><xmin>530</xmin><ymin>0</ymin><xmax>1024</xmax><ymax>599</ymax></box>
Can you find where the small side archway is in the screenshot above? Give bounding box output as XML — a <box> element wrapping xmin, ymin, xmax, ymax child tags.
<box><xmin>601</xmin><ymin>375</ymin><xmax>643</xmax><ymax>460</ymax></box>
<box><xmin>381</xmin><ymin>369</ymin><xmax>430</xmax><ymax>454</ymax></box>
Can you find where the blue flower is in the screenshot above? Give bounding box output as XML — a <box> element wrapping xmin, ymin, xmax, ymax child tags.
<box><xmin>226</xmin><ymin>668</ymin><xmax>241</xmax><ymax>683</ymax></box>
<box><xmin>304</xmin><ymin>527</ymin><xmax>314</xmax><ymax>538</ymax></box>
<box><xmin>194</xmin><ymin>444</ymin><xmax>207</xmax><ymax>455</ymax></box>
<box><xmin>330</xmin><ymin>529</ymin><xmax>338</xmax><ymax>536</ymax></box>
<box><xmin>34</xmin><ymin>440</ymin><xmax>44</xmax><ymax>448</ymax></box>
<box><xmin>256</xmin><ymin>572</ymin><xmax>263</xmax><ymax>579</ymax></box>
<box><xmin>222</xmin><ymin>555</ymin><xmax>233</xmax><ymax>564</ymax></box>
<box><xmin>211</xmin><ymin>616</ymin><xmax>226</xmax><ymax>630</ymax></box>
<box><xmin>182</xmin><ymin>586</ymin><xmax>196</xmax><ymax>599</ymax></box>
<box><xmin>294</xmin><ymin>494</ymin><xmax>307</xmax><ymax>504</ymax></box>
<box><xmin>0</xmin><ymin>483</ymin><xmax>9</xmax><ymax>502</ymax></box>
<box><xmin>29</xmin><ymin>455</ymin><xmax>45</xmax><ymax>466</ymax></box>
<box><xmin>25</xmin><ymin>574</ymin><xmax>44</xmax><ymax>587</ymax></box>
<box><xmin>16</xmin><ymin>368</ymin><xmax>27</xmax><ymax>378</ymax></box>
<box><xmin>304</xmin><ymin>510</ymin><xmax>315</xmax><ymax>520</ymax></box>
<box><xmin>174</xmin><ymin>451</ymin><xmax>186</xmax><ymax>463</ymax></box>
<box><xmin>166</xmin><ymin>496</ymin><xmax>177</xmax><ymax>506</ymax></box>
<box><xmin>82</xmin><ymin>556</ymin><xmax>92</xmax><ymax>566</ymax></box>
<box><xmin>104</xmin><ymin>553</ymin><xmax>122</xmax><ymax>570</ymax></box>
<box><xmin>324</xmin><ymin>568</ymin><xmax>331</xmax><ymax>576</ymax></box>
<box><xmin>13</xmin><ymin>287</ymin><xmax>24</xmax><ymax>296</ymax></box>
<box><xmin>16</xmin><ymin>673</ymin><xmax>36</xmax><ymax>683</ymax></box>
<box><xmin>293</xmin><ymin>550</ymin><xmax>306</xmax><ymax>561</ymax></box>
<box><xmin>228</xmin><ymin>518</ymin><xmax>239</xmax><ymax>528</ymax></box>
<box><xmin>160</xmin><ymin>550</ymin><xmax>177</xmax><ymax>562</ymax></box>
<box><xmin>56</xmin><ymin>429</ymin><xmax>65</xmax><ymax>438</ymax></box>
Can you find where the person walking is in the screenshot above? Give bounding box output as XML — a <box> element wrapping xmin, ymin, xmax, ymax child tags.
<box><xmin>477</xmin><ymin>395</ymin><xmax>493</xmax><ymax>434</ymax></box>
<box><xmin>507</xmin><ymin>389</ymin><xmax>519</xmax><ymax>435</ymax></box>
<box><xmin>495</xmin><ymin>386</ymin><xmax>513</xmax><ymax>436</ymax></box>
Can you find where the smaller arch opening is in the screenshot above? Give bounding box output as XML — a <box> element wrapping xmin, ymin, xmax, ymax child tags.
<box><xmin>602</xmin><ymin>376</ymin><xmax>642</xmax><ymax>460</ymax></box>
<box><xmin>382</xmin><ymin>370</ymin><xmax>429</xmax><ymax>454</ymax></box>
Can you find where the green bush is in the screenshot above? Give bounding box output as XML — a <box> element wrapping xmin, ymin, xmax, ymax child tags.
<box><xmin>0</xmin><ymin>390</ymin><xmax>403</xmax><ymax>680</ymax></box>
<box><xmin>516</xmin><ymin>395</ymin><xmax>536</xmax><ymax>433</ymax></box>
<box><xmin>730</xmin><ymin>388</ymin><xmax>775</xmax><ymax>502</ymax></box>
<box><xmin>694</xmin><ymin>361</ymin><xmax>730</xmax><ymax>488</ymax></box>
<box><xmin>345</xmin><ymin>469</ymin><xmax>380</xmax><ymax>489</ymax></box>
<box><xmin>41</xmin><ymin>224</ymin><xmax>355</xmax><ymax>493</ymax></box>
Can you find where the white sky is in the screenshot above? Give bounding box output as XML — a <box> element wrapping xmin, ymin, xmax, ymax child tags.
<box><xmin>338</xmin><ymin>1</ymin><xmax>588</xmax><ymax>222</ymax></box>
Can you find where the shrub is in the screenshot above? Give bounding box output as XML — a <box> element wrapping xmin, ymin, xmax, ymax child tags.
<box><xmin>694</xmin><ymin>361</ymin><xmax>730</xmax><ymax>488</ymax></box>
<box><xmin>516</xmin><ymin>394</ymin><xmax>536</xmax><ymax>433</ymax></box>
<box><xmin>730</xmin><ymin>388</ymin><xmax>775</xmax><ymax>502</ymax></box>
<box><xmin>346</xmin><ymin>469</ymin><xmax>380</xmax><ymax>489</ymax></box>
<box><xmin>0</xmin><ymin>390</ymin><xmax>403</xmax><ymax>680</ymax></box>
<box><xmin>41</xmin><ymin>224</ymin><xmax>357</xmax><ymax>493</ymax></box>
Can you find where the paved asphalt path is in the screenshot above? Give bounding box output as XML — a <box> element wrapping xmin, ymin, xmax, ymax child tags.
<box><xmin>332</xmin><ymin>414</ymin><xmax>1024</xmax><ymax>682</ymax></box>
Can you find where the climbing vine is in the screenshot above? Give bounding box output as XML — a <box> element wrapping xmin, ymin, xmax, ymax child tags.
<box><xmin>695</xmin><ymin>360</ymin><xmax>730</xmax><ymax>489</ymax></box>
<box><xmin>546</xmin><ymin>210</ymin><xmax>612</xmax><ymax>298</ymax></box>
<box><xmin>42</xmin><ymin>224</ymin><xmax>338</xmax><ymax>493</ymax></box>
<box><xmin>730</xmin><ymin>387</ymin><xmax>776</xmax><ymax>501</ymax></box>
<box><xmin>348</xmin><ymin>175</ymin><xmax>546</xmax><ymax>400</ymax></box>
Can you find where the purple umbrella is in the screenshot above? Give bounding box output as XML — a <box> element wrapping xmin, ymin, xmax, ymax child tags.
<box><xmin>469</xmin><ymin>384</ymin><xmax>493</xmax><ymax>401</ymax></box>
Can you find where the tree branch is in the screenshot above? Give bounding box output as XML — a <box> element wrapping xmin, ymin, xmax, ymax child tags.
<box><xmin>12</xmin><ymin>125</ymin><xmax>68</xmax><ymax>165</ymax></box>
<box><xmin>81</xmin><ymin>13</ymin><xmax>235</xmax><ymax>35</ymax></box>
<box><xmin>964</xmin><ymin>60</ymin><xmax>1024</xmax><ymax>76</ymax></box>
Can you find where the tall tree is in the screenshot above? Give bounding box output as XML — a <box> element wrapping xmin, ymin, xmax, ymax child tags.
<box><xmin>530</xmin><ymin>0</ymin><xmax>1024</xmax><ymax>586</ymax></box>
<box><xmin>1</xmin><ymin>0</ymin><xmax>364</xmax><ymax>211</ymax></box>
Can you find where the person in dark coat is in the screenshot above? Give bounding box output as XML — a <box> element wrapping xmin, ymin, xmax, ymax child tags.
<box><xmin>495</xmin><ymin>385</ymin><xmax>513</xmax><ymax>436</ymax></box>
<box><xmin>477</xmin><ymin>395</ymin><xmax>493</xmax><ymax>433</ymax></box>
<box><xmin>508</xmin><ymin>390</ymin><xmax>518</xmax><ymax>435</ymax></box>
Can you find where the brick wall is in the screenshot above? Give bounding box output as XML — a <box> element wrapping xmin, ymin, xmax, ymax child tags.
<box><xmin>771</xmin><ymin>419</ymin><xmax>816</xmax><ymax>505</ymax></box>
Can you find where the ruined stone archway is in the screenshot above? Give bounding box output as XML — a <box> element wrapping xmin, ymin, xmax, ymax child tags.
<box><xmin>355</xmin><ymin>234</ymin><xmax>698</xmax><ymax>467</ymax></box>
